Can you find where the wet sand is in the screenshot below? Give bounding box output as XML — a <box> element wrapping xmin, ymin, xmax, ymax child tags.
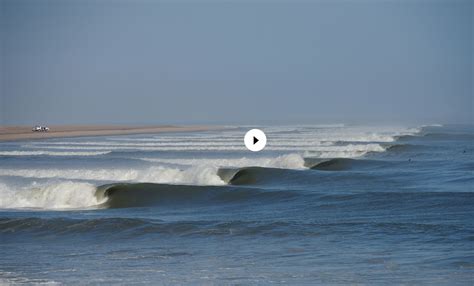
<box><xmin>0</xmin><ymin>125</ymin><xmax>218</xmax><ymax>142</ymax></box>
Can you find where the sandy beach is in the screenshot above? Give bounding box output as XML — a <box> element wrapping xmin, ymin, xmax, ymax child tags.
<box><xmin>0</xmin><ymin>125</ymin><xmax>218</xmax><ymax>142</ymax></box>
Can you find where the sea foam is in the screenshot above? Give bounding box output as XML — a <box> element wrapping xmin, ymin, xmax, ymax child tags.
<box><xmin>0</xmin><ymin>151</ymin><xmax>111</xmax><ymax>156</ymax></box>
<box><xmin>0</xmin><ymin>181</ymin><xmax>104</xmax><ymax>209</ymax></box>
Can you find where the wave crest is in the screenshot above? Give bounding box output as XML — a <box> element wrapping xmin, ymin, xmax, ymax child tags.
<box><xmin>0</xmin><ymin>165</ymin><xmax>225</xmax><ymax>186</ymax></box>
<box><xmin>0</xmin><ymin>151</ymin><xmax>111</xmax><ymax>156</ymax></box>
<box><xmin>0</xmin><ymin>181</ymin><xmax>104</xmax><ymax>209</ymax></box>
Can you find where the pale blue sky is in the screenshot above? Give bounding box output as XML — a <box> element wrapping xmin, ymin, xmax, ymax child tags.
<box><xmin>1</xmin><ymin>0</ymin><xmax>472</xmax><ymax>125</ymax></box>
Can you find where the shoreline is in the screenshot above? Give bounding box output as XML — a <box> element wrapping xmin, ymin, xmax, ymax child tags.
<box><xmin>0</xmin><ymin>125</ymin><xmax>222</xmax><ymax>142</ymax></box>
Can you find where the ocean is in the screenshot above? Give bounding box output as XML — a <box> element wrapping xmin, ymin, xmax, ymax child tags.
<box><xmin>0</xmin><ymin>124</ymin><xmax>472</xmax><ymax>285</ymax></box>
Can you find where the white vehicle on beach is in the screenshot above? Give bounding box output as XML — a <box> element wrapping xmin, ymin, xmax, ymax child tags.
<box><xmin>32</xmin><ymin>125</ymin><xmax>50</xmax><ymax>132</ymax></box>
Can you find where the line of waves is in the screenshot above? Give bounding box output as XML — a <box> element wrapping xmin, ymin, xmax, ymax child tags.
<box><xmin>0</xmin><ymin>165</ymin><xmax>226</xmax><ymax>185</ymax></box>
<box><xmin>1</xmin><ymin>158</ymin><xmax>472</xmax><ymax>210</ymax></box>
<box><xmin>0</xmin><ymin>145</ymin><xmax>423</xmax><ymax>210</ymax></box>
<box><xmin>0</xmin><ymin>151</ymin><xmax>112</xmax><ymax>156</ymax></box>
<box><xmin>0</xmin><ymin>151</ymin><xmax>393</xmax><ymax>185</ymax></box>
<box><xmin>0</xmin><ymin>125</ymin><xmax>452</xmax><ymax>211</ymax></box>
<box><xmin>0</xmin><ymin>180</ymin><xmax>298</xmax><ymax>210</ymax></box>
<box><xmin>17</xmin><ymin>143</ymin><xmax>386</xmax><ymax>153</ymax></box>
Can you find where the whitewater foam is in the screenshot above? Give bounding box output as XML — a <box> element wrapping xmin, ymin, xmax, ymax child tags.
<box><xmin>303</xmin><ymin>144</ymin><xmax>386</xmax><ymax>158</ymax></box>
<box><xmin>0</xmin><ymin>154</ymin><xmax>307</xmax><ymax>186</ymax></box>
<box><xmin>0</xmin><ymin>181</ymin><xmax>104</xmax><ymax>209</ymax></box>
<box><xmin>27</xmin><ymin>140</ymin><xmax>331</xmax><ymax>147</ymax></box>
<box><xmin>20</xmin><ymin>144</ymin><xmax>328</xmax><ymax>152</ymax></box>
<box><xmin>139</xmin><ymin>153</ymin><xmax>306</xmax><ymax>169</ymax></box>
<box><xmin>0</xmin><ymin>165</ymin><xmax>225</xmax><ymax>186</ymax></box>
<box><xmin>0</xmin><ymin>151</ymin><xmax>111</xmax><ymax>156</ymax></box>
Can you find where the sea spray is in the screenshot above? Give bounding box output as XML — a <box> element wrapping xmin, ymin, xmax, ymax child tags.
<box><xmin>0</xmin><ymin>181</ymin><xmax>104</xmax><ymax>209</ymax></box>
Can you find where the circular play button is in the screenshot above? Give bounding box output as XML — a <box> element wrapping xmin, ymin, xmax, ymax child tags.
<box><xmin>244</xmin><ymin>129</ymin><xmax>267</xmax><ymax>152</ymax></box>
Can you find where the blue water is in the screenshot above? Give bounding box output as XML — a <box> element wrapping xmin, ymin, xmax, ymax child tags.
<box><xmin>0</xmin><ymin>124</ymin><xmax>473</xmax><ymax>284</ymax></box>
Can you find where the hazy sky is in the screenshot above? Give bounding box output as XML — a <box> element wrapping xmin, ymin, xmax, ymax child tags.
<box><xmin>1</xmin><ymin>0</ymin><xmax>472</xmax><ymax>125</ymax></box>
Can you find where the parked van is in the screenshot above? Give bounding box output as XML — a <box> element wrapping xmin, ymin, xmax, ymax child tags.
<box><xmin>32</xmin><ymin>126</ymin><xmax>50</xmax><ymax>132</ymax></box>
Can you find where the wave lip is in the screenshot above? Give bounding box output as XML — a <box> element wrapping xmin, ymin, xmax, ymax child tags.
<box><xmin>217</xmin><ymin>156</ymin><xmax>396</xmax><ymax>184</ymax></box>
<box><xmin>306</xmin><ymin>158</ymin><xmax>389</xmax><ymax>171</ymax></box>
<box><xmin>307</xmin><ymin>158</ymin><xmax>358</xmax><ymax>171</ymax></box>
<box><xmin>0</xmin><ymin>165</ymin><xmax>225</xmax><ymax>186</ymax></box>
<box><xmin>217</xmin><ymin>166</ymin><xmax>304</xmax><ymax>185</ymax></box>
<box><xmin>303</xmin><ymin>143</ymin><xmax>386</xmax><ymax>158</ymax></box>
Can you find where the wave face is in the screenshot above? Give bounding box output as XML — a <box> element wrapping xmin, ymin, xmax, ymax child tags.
<box><xmin>98</xmin><ymin>182</ymin><xmax>298</xmax><ymax>209</ymax></box>
<box><xmin>309</xmin><ymin>158</ymin><xmax>362</xmax><ymax>171</ymax></box>
<box><xmin>1</xmin><ymin>124</ymin><xmax>473</xmax><ymax>284</ymax></box>
<box><xmin>217</xmin><ymin>167</ymin><xmax>285</xmax><ymax>185</ymax></box>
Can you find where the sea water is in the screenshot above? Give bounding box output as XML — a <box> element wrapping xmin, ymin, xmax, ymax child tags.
<box><xmin>0</xmin><ymin>124</ymin><xmax>472</xmax><ymax>284</ymax></box>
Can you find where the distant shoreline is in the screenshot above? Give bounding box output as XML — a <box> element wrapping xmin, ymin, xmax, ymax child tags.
<box><xmin>0</xmin><ymin>125</ymin><xmax>221</xmax><ymax>142</ymax></box>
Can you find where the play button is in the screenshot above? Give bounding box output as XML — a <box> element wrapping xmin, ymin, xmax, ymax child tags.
<box><xmin>244</xmin><ymin>129</ymin><xmax>267</xmax><ymax>152</ymax></box>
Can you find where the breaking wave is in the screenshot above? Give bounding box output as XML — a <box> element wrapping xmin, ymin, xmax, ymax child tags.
<box><xmin>385</xmin><ymin>143</ymin><xmax>424</xmax><ymax>152</ymax></box>
<box><xmin>0</xmin><ymin>165</ymin><xmax>225</xmax><ymax>186</ymax></box>
<box><xmin>0</xmin><ymin>181</ymin><xmax>105</xmax><ymax>209</ymax></box>
<box><xmin>0</xmin><ymin>153</ymin><xmax>395</xmax><ymax>210</ymax></box>
<box><xmin>0</xmin><ymin>179</ymin><xmax>297</xmax><ymax>210</ymax></box>
<box><xmin>97</xmin><ymin>183</ymin><xmax>297</xmax><ymax>209</ymax></box>
<box><xmin>139</xmin><ymin>153</ymin><xmax>306</xmax><ymax>169</ymax></box>
<box><xmin>306</xmin><ymin>158</ymin><xmax>386</xmax><ymax>171</ymax></box>
<box><xmin>303</xmin><ymin>143</ymin><xmax>386</xmax><ymax>158</ymax></box>
<box><xmin>216</xmin><ymin>166</ymin><xmax>303</xmax><ymax>185</ymax></box>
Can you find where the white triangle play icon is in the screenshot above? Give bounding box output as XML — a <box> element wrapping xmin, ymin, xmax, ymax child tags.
<box><xmin>244</xmin><ymin>129</ymin><xmax>267</xmax><ymax>152</ymax></box>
